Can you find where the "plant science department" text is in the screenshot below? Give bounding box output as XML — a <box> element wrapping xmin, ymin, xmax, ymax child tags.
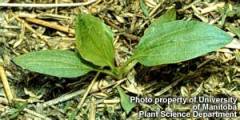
<box><xmin>138</xmin><ymin>110</ymin><xmax>237</xmax><ymax>118</ymax></box>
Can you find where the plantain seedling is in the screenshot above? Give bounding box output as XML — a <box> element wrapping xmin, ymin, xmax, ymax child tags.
<box><xmin>13</xmin><ymin>9</ymin><xmax>232</xmax><ymax>114</ymax></box>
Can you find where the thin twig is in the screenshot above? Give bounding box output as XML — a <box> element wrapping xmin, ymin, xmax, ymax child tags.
<box><xmin>178</xmin><ymin>0</ymin><xmax>201</xmax><ymax>12</ymax></box>
<box><xmin>43</xmin><ymin>77</ymin><xmax>125</xmax><ymax>108</ymax></box>
<box><xmin>121</xmin><ymin>33</ymin><xmax>140</xmax><ymax>41</ymax></box>
<box><xmin>89</xmin><ymin>98</ymin><xmax>96</xmax><ymax>120</ymax></box>
<box><xmin>12</xmin><ymin>13</ymin><xmax>52</xmax><ymax>48</ymax></box>
<box><xmin>24</xmin><ymin>17</ymin><xmax>139</xmax><ymax>41</ymax></box>
<box><xmin>0</xmin><ymin>65</ymin><xmax>13</xmax><ymax>104</ymax></box>
<box><xmin>25</xmin><ymin>17</ymin><xmax>75</xmax><ymax>35</ymax></box>
<box><xmin>149</xmin><ymin>0</ymin><xmax>165</xmax><ymax>17</ymax></box>
<box><xmin>23</xmin><ymin>108</ymin><xmax>51</xmax><ymax>120</ymax></box>
<box><xmin>200</xmin><ymin>2</ymin><xmax>225</xmax><ymax>14</ymax></box>
<box><xmin>43</xmin><ymin>89</ymin><xmax>85</xmax><ymax>107</ymax></box>
<box><xmin>154</xmin><ymin>77</ymin><xmax>184</xmax><ymax>96</ymax></box>
<box><xmin>154</xmin><ymin>72</ymin><xmax>197</xmax><ymax>96</ymax></box>
<box><xmin>77</xmin><ymin>72</ymin><xmax>100</xmax><ymax>109</ymax></box>
<box><xmin>0</xmin><ymin>0</ymin><xmax>96</xmax><ymax>8</ymax></box>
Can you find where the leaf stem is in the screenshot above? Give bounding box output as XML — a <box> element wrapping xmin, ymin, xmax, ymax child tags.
<box><xmin>118</xmin><ymin>58</ymin><xmax>138</xmax><ymax>77</ymax></box>
<box><xmin>93</xmin><ymin>57</ymin><xmax>138</xmax><ymax>79</ymax></box>
<box><xmin>93</xmin><ymin>68</ymin><xmax>117</xmax><ymax>78</ymax></box>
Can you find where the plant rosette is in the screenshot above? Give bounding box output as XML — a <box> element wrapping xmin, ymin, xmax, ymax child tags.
<box><xmin>13</xmin><ymin>9</ymin><xmax>232</xmax><ymax>114</ymax></box>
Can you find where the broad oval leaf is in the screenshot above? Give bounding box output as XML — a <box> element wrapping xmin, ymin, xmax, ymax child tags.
<box><xmin>75</xmin><ymin>14</ymin><xmax>115</xmax><ymax>67</ymax></box>
<box><xmin>133</xmin><ymin>20</ymin><xmax>232</xmax><ymax>66</ymax></box>
<box><xmin>14</xmin><ymin>50</ymin><xmax>92</xmax><ymax>78</ymax></box>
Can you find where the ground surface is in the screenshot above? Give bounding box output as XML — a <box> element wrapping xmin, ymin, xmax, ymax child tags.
<box><xmin>0</xmin><ymin>0</ymin><xmax>240</xmax><ymax>120</ymax></box>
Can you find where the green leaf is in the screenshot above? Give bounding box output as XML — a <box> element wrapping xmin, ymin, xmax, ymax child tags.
<box><xmin>14</xmin><ymin>50</ymin><xmax>92</xmax><ymax>78</ymax></box>
<box><xmin>117</xmin><ymin>86</ymin><xmax>136</xmax><ymax>114</ymax></box>
<box><xmin>75</xmin><ymin>14</ymin><xmax>115</xmax><ymax>67</ymax></box>
<box><xmin>151</xmin><ymin>8</ymin><xmax>176</xmax><ymax>27</ymax></box>
<box><xmin>133</xmin><ymin>20</ymin><xmax>232</xmax><ymax>66</ymax></box>
<box><xmin>140</xmin><ymin>0</ymin><xmax>149</xmax><ymax>17</ymax></box>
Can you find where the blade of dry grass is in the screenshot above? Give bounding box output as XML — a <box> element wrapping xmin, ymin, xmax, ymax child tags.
<box><xmin>0</xmin><ymin>65</ymin><xmax>13</xmax><ymax>104</ymax></box>
<box><xmin>0</xmin><ymin>0</ymin><xmax>96</xmax><ymax>8</ymax></box>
